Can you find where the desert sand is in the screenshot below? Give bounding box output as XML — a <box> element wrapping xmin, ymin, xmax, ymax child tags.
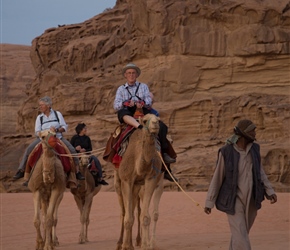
<box><xmin>1</xmin><ymin>191</ymin><xmax>289</xmax><ymax>250</ymax></box>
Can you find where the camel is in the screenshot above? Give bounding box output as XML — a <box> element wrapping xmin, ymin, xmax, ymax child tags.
<box><xmin>27</xmin><ymin>129</ymin><xmax>66</xmax><ymax>250</ymax></box>
<box><xmin>136</xmin><ymin>172</ymin><xmax>164</xmax><ymax>248</ymax></box>
<box><xmin>114</xmin><ymin>113</ymin><xmax>163</xmax><ymax>250</ymax></box>
<box><xmin>70</xmin><ymin>154</ymin><xmax>102</xmax><ymax>244</ymax></box>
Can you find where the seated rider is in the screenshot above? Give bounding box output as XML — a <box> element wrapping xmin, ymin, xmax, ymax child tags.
<box><xmin>13</xmin><ymin>96</ymin><xmax>85</xmax><ymax>183</ymax></box>
<box><xmin>70</xmin><ymin>123</ymin><xmax>109</xmax><ymax>186</ymax></box>
<box><xmin>113</xmin><ymin>62</ymin><xmax>177</xmax><ymax>181</ymax></box>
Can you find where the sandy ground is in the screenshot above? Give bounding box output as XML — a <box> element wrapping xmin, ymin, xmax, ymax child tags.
<box><xmin>0</xmin><ymin>191</ymin><xmax>289</xmax><ymax>250</ymax></box>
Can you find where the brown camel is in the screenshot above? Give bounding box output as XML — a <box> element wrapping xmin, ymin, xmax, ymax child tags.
<box><xmin>114</xmin><ymin>113</ymin><xmax>163</xmax><ymax>250</ymax></box>
<box><xmin>136</xmin><ymin>172</ymin><xmax>164</xmax><ymax>249</ymax></box>
<box><xmin>27</xmin><ymin>129</ymin><xmax>66</xmax><ymax>250</ymax></box>
<box><xmin>70</xmin><ymin>154</ymin><xmax>102</xmax><ymax>244</ymax></box>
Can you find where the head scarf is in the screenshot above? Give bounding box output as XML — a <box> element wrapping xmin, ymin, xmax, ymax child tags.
<box><xmin>226</xmin><ymin>119</ymin><xmax>256</xmax><ymax>144</ymax></box>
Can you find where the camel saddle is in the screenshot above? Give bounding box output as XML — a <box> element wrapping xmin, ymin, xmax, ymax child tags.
<box><xmin>103</xmin><ymin>124</ymin><xmax>135</xmax><ymax>164</ymax></box>
<box><xmin>103</xmin><ymin>122</ymin><xmax>176</xmax><ymax>169</ymax></box>
<box><xmin>25</xmin><ymin>138</ymin><xmax>74</xmax><ymax>174</ymax></box>
<box><xmin>23</xmin><ymin>138</ymin><xmax>78</xmax><ymax>189</ymax></box>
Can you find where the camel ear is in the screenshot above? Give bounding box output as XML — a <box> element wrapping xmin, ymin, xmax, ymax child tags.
<box><xmin>138</xmin><ymin>117</ymin><xmax>143</xmax><ymax>125</ymax></box>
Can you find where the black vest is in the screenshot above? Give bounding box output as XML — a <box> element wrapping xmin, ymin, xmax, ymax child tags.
<box><xmin>215</xmin><ymin>143</ymin><xmax>265</xmax><ymax>215</ymax></box>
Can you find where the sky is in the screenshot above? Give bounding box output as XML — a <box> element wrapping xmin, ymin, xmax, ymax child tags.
<box><xmin>0</xmin><ymin>0</ymin><xmax>116</xmax><ymax>45</ymax></box>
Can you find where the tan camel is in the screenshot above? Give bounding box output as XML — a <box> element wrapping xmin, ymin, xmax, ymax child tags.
<box><xmin>27</xmin><ymin>129</ymin><xmax>66</xmax><ymax>250</ymax></box>
<box><xmin>136</xmin><ymin>172</ymin><xmax>164</xmax><ymax>248</ymax></box>
<box><xmin>70</xmin><ymin>154</ymin><xmax>102</xmax><ymax>244</ymax></box>
<box><xmin>114</xmin><ymin>113</ymin><xmax>163</xmax><ymax>250</ymax></box>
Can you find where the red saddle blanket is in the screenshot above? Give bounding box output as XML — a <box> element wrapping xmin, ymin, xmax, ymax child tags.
<box><xmin>102</xmin><ymin>125</ymin><xmax>135</xmax><ymax>168</ymax></box>
<box><xmin>27</xmin><ymin>139</ymin><xmax>72</xmax><ymax>173</ymax></box>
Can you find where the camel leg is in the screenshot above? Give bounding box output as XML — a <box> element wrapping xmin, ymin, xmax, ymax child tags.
<box><xmin>131</xmin><ymin>185</ymin><xmax>141</xmax><ymax>247</ymax></box>
<box><xmin>80</xmin><ymin>193</ymin><xmax>94</xmax><ymax>243</ymax></box>
<box><xmin>114</xmin><ymin>170</ymin><xmax>125</xmax><ymax>250</ymax></box>
<box><xmin>44</xmin><ymin>190</ymin><xmax>62</xmax><ymax>250</ymax></box>
<box><xmin>150</xmin><ymin>174</ymin><xmax>164</xmax><ymax>248</ymax></box>
<box><xmin>73</xmin><ymin>193</ymin><xmax>85</xmax><ymax>244</ymax></box>
<box><xmin>41</xmin><ymin>200</ymin><xmax>48</xmax><ymax>247</ymax></box>
<box><xmin>85</xmin><ymin>198</ymin><xmax>94</xmax><ymax>242</ymax></box>
<box><xmin>33</xmin><ymin>191</ymin><xmax>44</xmax><ymax>250</ymax></box>
<box><xmin>121</xmin><ymin>181</ymin><xmax>135</xmax><ymax>250</ymax></box>
<box><xmin>52</xmin><ymin>192</ymin><xmax>64</xmax><ymax>247</ymax></box>
<box><xmin>135</xmin><ymin>195</ymin><xmax>142</xmax><ymax>247</ymax></box>
<box><xmin>140</xmin><ymin>178</ymin><xmax>159</xmax><ymax>250</ymax></box>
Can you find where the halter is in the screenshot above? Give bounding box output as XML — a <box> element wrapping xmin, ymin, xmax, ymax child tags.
<box><xmin>144</xmin><ymin>117</ymin><xmax>153</xmax><ymax>130</ymax></box>
<box><xmin>43</xmin><ymin>132</ymin><xmax>57</xmax><ymax>150</ymax></box>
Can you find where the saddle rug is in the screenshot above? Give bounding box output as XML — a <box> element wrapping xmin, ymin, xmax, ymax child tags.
<box><xmin>27</xmin><ymin>139</ymin><xmax>72</xmax><ymax>173</ymax></box>
<box><xmin>103</xmin><ymin>124</ymin><xmax>135</xmax><ymax>167</ymax></box>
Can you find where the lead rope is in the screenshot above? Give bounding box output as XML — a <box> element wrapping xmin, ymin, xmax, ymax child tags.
<box><xmin>52</xmin><ymin>147</ymin><xmax>106</xmax><ymax>158</ymax></box>
<box><xmin>156</xmin><ymin>151</ymin><xmax>204</xmax><ymax>211</ymax></box>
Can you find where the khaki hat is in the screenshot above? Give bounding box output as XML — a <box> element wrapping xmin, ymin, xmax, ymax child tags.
<box><xmin>122</xmin><ymin>63</ymin><xmax>141</xmax><ymax>76</ymax></box>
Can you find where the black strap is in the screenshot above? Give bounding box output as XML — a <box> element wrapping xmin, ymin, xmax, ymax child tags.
<box><xmin>40</xmin><ymin>110</ymin><xmax>60</xmax><ymax>126</ymax></box>
<box><xmin>125</xmin><ymin>83</ymin><xmax>142</xmax><ymax>100</ymax></box>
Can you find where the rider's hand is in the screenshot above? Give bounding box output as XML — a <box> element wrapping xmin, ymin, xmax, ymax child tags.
<box><xmin>269</xmin><ymin>194</ymin><xmax>277</xmax><ymax>204</ymax></box>
<box><xmin>136</xmin><ymin>101</ymin><xmax>144</xmax><ymax>109</ymax></box>
<box><xmin>204</xmin><ymin>207</ymin><xmax>211</xmax><ymax>215</ymax></box>
<box><xmin>129</xmin><ymin>100</ymin><xmax>135</xmax><ymax>107</ymax></box>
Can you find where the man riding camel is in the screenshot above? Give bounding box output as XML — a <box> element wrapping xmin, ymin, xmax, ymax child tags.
<box><xmin>113</xmin><ymin>62</ymin><xmax>178</xmax><ymax>182</ymax></box>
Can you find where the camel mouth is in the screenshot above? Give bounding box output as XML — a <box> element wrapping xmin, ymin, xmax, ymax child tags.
<box><xmin>150</xmin><ymin>127</ymin><xmax>159</xmax><ymax>134</ymax></box>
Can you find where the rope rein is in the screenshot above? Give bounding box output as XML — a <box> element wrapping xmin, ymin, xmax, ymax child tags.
<box><xmin>156</xmin><ymin>151</ymin><xmax>204</xmax><ymax>211</ymax></box>
<box><xmin>53</xmin><ymin>147</ymin><xmax>106</xmax><ymax>158</ymax></box>
<box><xmin>49</xmin><ymin>131</ymin><xmax>205</xmax><ymax>211</ymax></box>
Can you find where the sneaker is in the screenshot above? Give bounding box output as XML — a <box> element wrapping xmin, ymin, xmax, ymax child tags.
<box><xmin>164</xmin><ymin>172</ymin><xmax>178</xmax><ymax>182</ymax></box>
<box><xmin>76</xmin><ymin>172</ymin><xmax>85</xmax><ymax>180</ymax></box>
<box><xmin>99</xmin><ymin>179</ymin><xmax>109</xmax><ymax>185</ymax></box>
<box><xmin>13</xmin><ymin>170</ymin><xmax>24</xmax><ymax>180</ymax></box>
<box><xmin>163</xmin><ymin>153</ymin><xmax>176</xmax><ymax>164</ymax></box>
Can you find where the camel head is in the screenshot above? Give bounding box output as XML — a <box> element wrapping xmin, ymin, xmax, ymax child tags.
<box><xmin>38</xmin><ymin>129</ymin><xmax>57</xmax><ymax>149</ymax></box>
<box><xmin>140</xmin><ymin>114</ymin><xmax>160</xmax><ymax>134</ymax></box>
<box><xmin>79</xmin><ymin>154</ymin><xmax>90</xmax><ymax>170</ymax></box>
<box><xmin>38</xmin><ymin>129</ymin><xmax>58</xmax><ymax>184</ymax></box>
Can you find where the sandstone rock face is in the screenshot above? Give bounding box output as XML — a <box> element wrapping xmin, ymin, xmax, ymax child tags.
<box><xmin>1</xmin><ymin>0</ymin><xmax>290</xmax><ymax>192</ymax></box>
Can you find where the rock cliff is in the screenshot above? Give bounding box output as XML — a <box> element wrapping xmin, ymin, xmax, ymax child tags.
<box><xmin>1</xmin><ymin>0</ymin><xmax>290</xmax><ymax>192</ymax></box>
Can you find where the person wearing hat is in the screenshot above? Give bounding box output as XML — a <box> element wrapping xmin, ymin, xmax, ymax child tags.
<box><xmin>204</xmin><ymin>119</ymin><xmax>277</xmax><ymax>250</ymax></box>
<box><xmin>70</xmin><ymin>122</ymin><xmax>108</xmax><ymax>186</ymax></box>
<box><xmin>13</xmin><ymin>96</ymin><xmax>85</xmax><ymax>182</ymax></box>
<box><xmin>113</xmin><ymin>62</ymin><xmax>177</xmax><ymax>167</ymax></box>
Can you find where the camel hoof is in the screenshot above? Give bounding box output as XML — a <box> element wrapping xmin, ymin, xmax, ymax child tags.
<box><xmin>53</xmin><ymin>240</ymin><xmax>59</xmax><ymax>246</ymax></box>
<box><xmin>43</xmin><ymin>245</ymin><xmax>54</xmax><ymax>250</ymax></box>
<box><xmin>36</xmin><ymin>240</ymin><xmax>44</xmax><ymax>250</ymax></box>
<box><xmin>116</xmin><ymin>244</ymin><xmax>122</xmax><ymax>250</ymax></box>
